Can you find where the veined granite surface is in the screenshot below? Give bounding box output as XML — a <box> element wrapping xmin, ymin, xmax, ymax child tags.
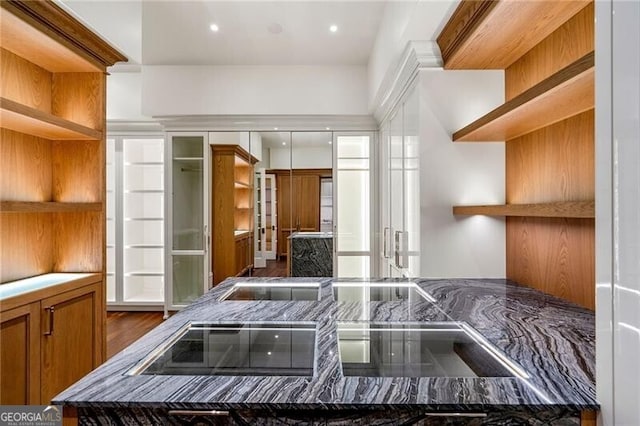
<box><xmin>54</xmin><ymin>278</ymin><xmax>597</xmax><ymax>419</ymax></box>
<box><xmin>289</xmin><ymin>232</ymin><xmax>333</xmax><ymax>277</ymax></box>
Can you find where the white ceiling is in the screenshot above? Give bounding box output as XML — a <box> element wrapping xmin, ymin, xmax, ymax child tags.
<box><xmin>141</xmin><ymin>1</ymin><xmax>386</xmax><ymax>65</ymax></box>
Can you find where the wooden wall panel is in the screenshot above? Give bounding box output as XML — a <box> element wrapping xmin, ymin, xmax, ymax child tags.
<box><xmin>0</xmin><ymin>129</ymin><xmax>52</xmax><ymax>201</ymax></box>
<box><xmin>51</xmin><ymin>73</ymin><xmax>105</xmax><ymax>130</ymax></box>
<box><xmin>507</xmin><ymin>217</ymin><xmax>595</xmax><ymax>309</ymax></box>
<box><xmin>52</xmin><ymin>212</ymin><xmax>102</xmax><ymax>272</ymax></box>
<box><xmin>505</xmin><ymin>3</ymin><xmax>594</xmax><ymax>100</ymax></box>
<box><xmin>0</xmin><ymin>213</ymin><xmax>53</xmax><ymax>283</ymax></box>
<box><xmin>506</xmin><ymin>110</ymin><xmax>594</xmax><ymax>203</ymax></box>
<box><xmin>0</xmin><ymin>48</ymin><xmax>52</xmax><ymax>112</ymax></box>
<box><xmin>52</xmin><ymin>140</ymin><xmax>102</xmax><ymax>202</ymax></box>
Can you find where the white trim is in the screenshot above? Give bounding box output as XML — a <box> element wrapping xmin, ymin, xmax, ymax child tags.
<box><xmin>157</xmin><ymin>115</ymin><xmax>377</xmax><ymax>132</ymax></box>
<box><xmin>107</xmin><ymin>120</ymin><xmax>164</xmax><ymax>133</ymax></box>
<box><xmin>371</xmin><ymin>40</ymin><xmax>442</xmax><ymax>124</ymax></box>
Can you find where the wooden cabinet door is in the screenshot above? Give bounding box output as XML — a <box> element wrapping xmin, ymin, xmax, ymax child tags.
<box><xmin>295</xmin><ymin>175</ymin><xmax>320</xmax><ymax>231</ymax></box>
<box><xmin>0</xmin><ymin>303</ymin><xmax>40</xmax><ymax>404</ymax></box>
<box><xmin>41</xmin><ymin>282</ymin><xmax>102</xmax><ymax>403</ymax></box>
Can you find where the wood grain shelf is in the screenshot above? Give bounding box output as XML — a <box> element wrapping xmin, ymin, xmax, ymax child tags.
<box><xmin>0</xmin><ymin>97</ymin><xmax>102</xmax><ymax>140</ymax></box>
<box><xmin>437</xmin><ymin>0</ymin><xmax>591</xmax><ymax>69</ymax></box>
<box><xmin>452</xmin><ymin>201</ymin><xmax>594</xmax><ymax>218</ymax></box>
<box><xmin>0</xmin><ymin>201</ymin><xmax>102</xmax><ymax>213</ymax></box>
<box><xmin>453</xmin><ymin>52</ymin><xmax>594</xmax><ymax>142</ymax></box>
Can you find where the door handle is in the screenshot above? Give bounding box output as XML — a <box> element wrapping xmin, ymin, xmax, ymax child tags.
<box><xmin>262</xmin><ymin>227</ymin><xmax>265</xmax><ymax>234</ymax></box>
<box><xmin>383</xmin><ymin>227</ymin><xmax>391</xmax><ymax>258</ymax></box>
<box><xmin>203</xmin><ymin>225</ymin><xmax>209</xmax><ymax>253</ymax></box>
<box><xmin>44</xmin><ymin>306</ymin><xmax>54</xmax><ymax>336</ymax></box>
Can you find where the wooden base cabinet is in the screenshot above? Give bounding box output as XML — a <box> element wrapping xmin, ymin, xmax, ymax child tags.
<box><xmin>0</xmin><ymin>279</ymin><xmax>103</xmax><ymax>404</ymax></box>
<box><xmin>0</xmin><ymin>303</ymin><xmax>40</xmax><ymax>404</ymax></box>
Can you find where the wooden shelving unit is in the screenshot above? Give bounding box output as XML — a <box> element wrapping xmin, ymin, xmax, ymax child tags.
<box><xmin>0</xmin><ymin>0</ymin><xmax>126</xmax><ymax>405</ymax></box>
<box><xmin>0</xmin><ymin>97</ymin><xmax>103</xmax><ymax>140</ymax></box>
<box><xmin>211</xmin><ymin>145</ymin><xmax>257</xmax><ymax>285</ymax></box>
<box><xmin>437</xmin><ymin>0</ymin><xmax>591</xmax><ymax>69</ymax></box>
<box><xmin>0</xmin><ymin>201</ymin><xmax>102</xmax><ymax>213</ymax></box>
<box><xmin>453</xmin><ymin>52</ymin><xmax>594</xmax><ymax>142</ymax></box>
<box><xmin>438</xmin><ymin>1</ymin><xmax>595</xmax><ymax>310</ymax></box>
<box><xmin>453</xmin><ymin>201</ymin><xmax>594</xmax><ymax>218</ymax></box>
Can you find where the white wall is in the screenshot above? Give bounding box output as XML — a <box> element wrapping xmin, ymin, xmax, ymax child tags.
<box><xmin>107</xmin><ymin>72</ymin><xmax>151</xmax><ymax>122</ymax></box>
<box><xmin>417</xmin><ymin>69</ymin><xmax>505</xmax><ymax>278</ymax></box>
<box><xmin>596</xmin><ymin>1</ymin><xmax>640</xmax><ymax>425</ymax></box>
<box><xmin>367</xmin><ymin>0</ymin><xmax>457</xmax><ymax>109</ymax></box>
<box><xmin>142</xmin><ymin>65</ymin><xmax>369</xmax><ymax>117</ymax></box>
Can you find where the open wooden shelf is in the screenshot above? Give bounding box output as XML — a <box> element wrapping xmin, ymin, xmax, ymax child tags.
<box><xmin>1</xmin><ymin>1</ymin><xmax>125</xmax><ymax>72</ymax></box>
<box><xmin>453</xmin><ymin>201</ymin><xmax>594</xmax><ymax>218</ymax></box>
<box><xmin>437</xmin><ymin>0</ymin><xmax>591</xmax><ymax>69</ymax></box>
<box><xmin>0</xmin><ymin>201</ymin><xmax>102</xmax><ymax>213</ymax></box>
<box><xmin>0</xmin><ymin>97</ymin><xmax>102</xmax><ymax>140</ymax></box>
<box><xmin>453</xmin><ymin>52</ymin><xmax>594</xmax><ymax>142</ymax></box>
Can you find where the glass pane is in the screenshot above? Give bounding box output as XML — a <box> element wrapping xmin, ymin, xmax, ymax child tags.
<box><xmin>124</xmin><ymin>138</ymin><xmax>164</xmax><ymax>163</ymax></box>
<box><xmin>124</xmin><ymin>192</ymin><xmax>164</xmax><ymax>218</ymax></box>
<box><xmin>337</xmin><ymin>135</ymin><xmax>370</xmax><ymax>158</ymax></box>
<box><xmin>390</xmin><ymin>111</ymin><xmax>403</xmax><ymax>234</ymax></box>
<box><xmin>124</xmin><ymin>164</ymin><xmax>163</xmax><ymax>191</ymax></box>
<box><xmin>337</xmin><ymin>256</ymin><xmax>370</xmax><ymax>278</ymax></box>
<box><xmin>172</xmin><ymin>255</ymin><xmax>204</xmax><ymax>305</ymax></box>
<box><xmin>124</xmin><ymin>276</ymin><xmax>164</xmax><ymax>302</ymax></box>
<box><xmin>336</xmin><ymin>158</ymin><xmax>369</xmax><ymax>169</ymax></box>
<box><xmin>172</xmin><ymin>136</ymin><xmax>203</xmax><ymax>250</ymax></box>
<box><xmin>125</xmin><ymin>220</ymin><xmax>163</xmax><ymax>246</ymax></box>
<box><xmin>106</xmin><ymin>274</ymin><xmax>116</xmax><ymax>303</ymax></box>
<box><xmin>123</xmin><ymin>247</ymin><xmax>163</xmax><ymax>275</ymax></box>
<box><xmin>336</xmin><ymin>170</ymin><xmax>369</xmax><ymax>251</ymax></box>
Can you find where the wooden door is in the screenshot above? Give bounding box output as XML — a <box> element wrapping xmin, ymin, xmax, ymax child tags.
<box><xmin>41</xmin><ymin>282</ymin><xmax>102</xmax><ymax>403</ymax></box>
<box><xmin>0</xmin><ymin>303</ymin><xmax>40</xmax><ymax>404</ymax></box>
<box><xmin>277</xmin><ymin>174</ymin><xmax>292</xmax><ymax>257</ymax></box>
<box><xmin>295</xmin><ymin>175</ymin><xmax>320</xmax><ymax>232</ymax></box>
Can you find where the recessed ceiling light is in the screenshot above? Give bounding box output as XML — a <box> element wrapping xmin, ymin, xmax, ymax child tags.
<box><xmin>326</xmin><ymin>127</ymin><xmax>331</xmax><ymax>130</ymax></box>
<box><xmin>328</xmin><ymin>140</ymin><xmax>332</xmax><ymax>144</ymax></box>
<box><xmin>329</xmin><ymin>25</ymin><xmax>338</xmax><ymax>33</ymax></box>
<box><xmin>282</xmin><ymin>141</ymin><xmax>286</xmax><ymax>145</ymax></box>
<box><xmin>210</xmin><ymin>23</ymin><xmax>219</xmax><ymax>32</ymax></box>
<box><xmin>274</xmin><ymin>127</ymin><xmax>279</xmax><ymax>130</ymax></box>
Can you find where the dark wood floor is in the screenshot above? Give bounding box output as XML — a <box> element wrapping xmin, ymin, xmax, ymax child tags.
<box><xmin>250</xmin><ymin>259</ymin><xmax>288</xmax><ymax>277</ymax></box>
<box><xmin>106</xmin><ymin>311</ymin><xmax>164</xmax><ymax>359</ymax></box>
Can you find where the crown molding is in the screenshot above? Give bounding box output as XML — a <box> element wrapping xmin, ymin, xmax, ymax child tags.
<box><xmin>157</xmin><ymin>114</ymin><xmax>378</xmax><ymax>132</ymax></box>
<box><xmin>372</xmin><ymin>40</ymin><xmax>443</xmax><ymax>124</ymax></box>
<box><xmin>107</xmin><ymin>120</ymin><xmax>164</xmax><ymax>133</ymax></box>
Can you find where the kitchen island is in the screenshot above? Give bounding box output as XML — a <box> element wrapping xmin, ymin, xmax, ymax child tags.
<box><xmin>54</xmin><ymin>278</ymin><xmax>597</xmax><ymax>425</ymax></box>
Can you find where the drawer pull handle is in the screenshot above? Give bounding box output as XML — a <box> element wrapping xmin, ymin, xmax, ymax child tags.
<box><xmin>168</xmin><ymin>410</ymin><xmax>229</xmax><ymax>417</ymax></box>
<box><xmin>44</xmin><ymin>306</ymin><xmax>54</xmax><ymax>336</ymax></box>
<box><xmin>424</xmin><ymin>412</ymin><xmax>487</xmax><ymax>418</ymax></box>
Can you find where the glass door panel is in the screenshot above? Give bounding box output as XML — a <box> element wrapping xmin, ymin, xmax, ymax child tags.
<box><xmin>389</xmin><ymin>110</ymin><xmax>405</xmax><ymax>273</ymax></box>
<box><xmin>403</xmin><ymin>88</ymin><xmax>420</xmax><ymax>277</ymax></box>
<box><xmin>335</xmin><ymin>133</ymin><xmax>374</xmax><ymax>278</ymax></box>
<box><xmin>167</xmin><ymin>134</ymin><xmax>208</xmax><ymax>310</ymax></box>
<box><xmin>106</xmin><ymin>138</ymin><xmax>116</xmax><ymax>302</ymax></box>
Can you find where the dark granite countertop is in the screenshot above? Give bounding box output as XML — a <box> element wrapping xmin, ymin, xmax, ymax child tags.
<box><xmin>53</xmin><ymin>278</ymin><xmax>597</xmax><ymax>413</ymax></box>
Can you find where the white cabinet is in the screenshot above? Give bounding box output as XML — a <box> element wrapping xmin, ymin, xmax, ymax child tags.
<box><xmin>378</xmin><ymin>71</ymin><xmax>506</xmax><ymax>279</ymax></box>
<box><xmin>107</xmin><ymin>136</ymin><xmax>165</xmax><ymax>308</ymax></box>
<box><xmin>166</xmin><ymin>133</ymin><xmax>210</xmax><ymax>313</ymax></box>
